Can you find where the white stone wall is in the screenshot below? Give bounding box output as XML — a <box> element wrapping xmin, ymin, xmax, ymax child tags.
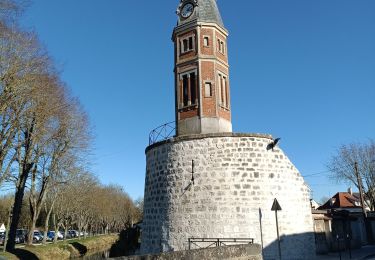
<box><xmin>141</xmin><ymin>133</ymin><xmax>316</xmax><ymax>260</ymax></box>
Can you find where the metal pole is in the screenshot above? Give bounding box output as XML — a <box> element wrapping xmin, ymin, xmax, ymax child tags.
<box><xmin>337</xmin><ymin>235</ymin><xmax>341</xmax><ymax>260</ymax></box>
<box><xmin>275</xmin><ymin>210</ymin><xmax>281</xmax><ymax>260</ymax></box>
<box><xmin>355</xmin><ymin>162</ymin><xmax>367</xmax><ymax>218</ymax></box>
<box><xmin>347</xmin><ymin>234</ymin><xmax>352</xmax><ymax>259</ymax></box>
<box><xmin>355</xmin><ymin>161</ymin><xmax>373</xmax><ymax>242</ymax></box>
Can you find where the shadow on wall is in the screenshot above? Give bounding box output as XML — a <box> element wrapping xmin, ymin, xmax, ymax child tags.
<box><xmin>263</xmin><ymin>232</ymin><xmax>316</xmax><ymax>260</ymax></box>
<box><xmin>70</xmin><ymin>241</ymin><xmax>88</xmax><ymax>256</ymax></box>
<box><xmin>110</xmin><ymin>227</ymin><xmax>141</xmax><ymax>257</ymax></box>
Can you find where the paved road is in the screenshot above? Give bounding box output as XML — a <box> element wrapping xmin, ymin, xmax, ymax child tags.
<box><xmin>316</xmin><ymin>245</ymin><xmax>375</xmax><ymax>260</ymax></box>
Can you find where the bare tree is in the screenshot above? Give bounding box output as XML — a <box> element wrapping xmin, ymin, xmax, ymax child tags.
<box><xmin>26</xmin><ymin>80</ymin><xmax>90</xmax><ymax>245</ymax></box>
<box><xmin>0</xmin><ymin>0</ymin><xmax>28</xmax><ymax>25</ymax></box>
<box><xmin>328</xmin><ymin>140</ymin><xmax>375</xmax><ymax>209</ymax></box>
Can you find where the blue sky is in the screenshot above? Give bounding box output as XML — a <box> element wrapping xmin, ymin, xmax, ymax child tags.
<box><xmin>20</xmin><ymin>0</ymin><xmax>375</xmax><ymax>202</ymax></box>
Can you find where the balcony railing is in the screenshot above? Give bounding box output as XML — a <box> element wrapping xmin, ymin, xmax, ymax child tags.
<box><xmin>149</xmin><ymin>121</ymin><xmax>176</xmax><ymax>145</ymax></box>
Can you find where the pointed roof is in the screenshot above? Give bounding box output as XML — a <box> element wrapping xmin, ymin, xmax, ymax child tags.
<box><xmin>177</xmin><ymin>0</ymin><xmax>225</xmax><ymax>29</ymax></box>
<box><xmin>318</xmin><ymin>192</ymin><xmax>361</xmax><ymax>210</ymax></box>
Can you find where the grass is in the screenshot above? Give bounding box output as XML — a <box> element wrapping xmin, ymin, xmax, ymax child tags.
<box><xmin>0</xmin><ymin>251</ymin><xmax>19</xmax><ymax>260</ymax></box>
<box><xmin>0</xmin><ymin>234</ymin><xmax>118</xmax><ymax>260</ymax></box>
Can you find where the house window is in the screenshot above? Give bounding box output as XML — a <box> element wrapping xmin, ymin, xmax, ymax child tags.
<box><xmin>204</xmin><ymin>82</ymin><xmax>212</xmax><ymax>97</ymax></box>
<box><xmin>218</xmin><ymin>72</ymin><xmax>229</xmax><ymax>108</ymax></box>
<box><xmin>217</xmin><ymin>38</ymin><xmax>226</xmax><ymax>54</ymax></box>
<box><xmin>203</xmin><ymin>36</ymin><xmax>209</xmax><ymax>47</ymax></box>
<box><xmin>180</xmin><ymin>71</ymin><xmax>198</xmax><ymax>107</ymax></box>
<box><xmin>180</xmin><ymin>35</ymin><xmax>195</xmax><ymax>54</ymax></box>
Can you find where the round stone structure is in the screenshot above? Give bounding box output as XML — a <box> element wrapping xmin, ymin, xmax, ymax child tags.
<box><xmin>141</xmin><ymin>133</ymin><xmax>315</xmax><ymax>259</ymax></box>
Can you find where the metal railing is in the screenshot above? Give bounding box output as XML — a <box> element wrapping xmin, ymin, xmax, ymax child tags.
<box><xmin>149</xmin><ymin>121</ymin><xmax>176</xmax><ymax>145</ymax></box>
<box><xmin>188</xmin><ymin>238</ymin><xmax>254</xmax><ymax>250</ymax></box>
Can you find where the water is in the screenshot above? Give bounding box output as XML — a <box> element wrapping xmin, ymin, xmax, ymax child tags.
<box><xmin>80</xmin><ymin>249</ymin><xmax>110</xmax><ymax>259</ymax></box>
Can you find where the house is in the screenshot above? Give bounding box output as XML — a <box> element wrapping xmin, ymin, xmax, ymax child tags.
<box><xmin>318</xmin><ymin>189</ymin><xmax>367</xmax><ymax>212</ymax></box>
<box><xmin>310</xmin><ymin>199</ymin><xmax>320</xmax><ymax>210</ymax></box>
<box><xmin>312</xmin><ymin>188</ymin><xmax>370</xmax><ymax>255</ymax></box>
<box><xmin>0</xmin><ymin>223</ymin><xmax>5</xmax><ymax>233</ymax></box>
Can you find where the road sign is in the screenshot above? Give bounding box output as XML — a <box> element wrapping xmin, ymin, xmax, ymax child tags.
<box><xmin>271</xmin><ymin>198</ymin><xmax>282</xmax><ymax>211</ymax></box>
<box><xmin>271</xmin><ymin>198</ymin><xmax>282</xmax><ymax>260</ymax></box>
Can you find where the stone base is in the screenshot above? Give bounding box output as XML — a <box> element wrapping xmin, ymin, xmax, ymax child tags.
<box><xmin>141</xmin><ymin>133</ymin><xmax>316</xmax><ymax>259</ymax></box>
<box><xmin>121</xmin><ymin>244</ymin><xmax>262</xmax><ymax>260</ymax></box>
<box><xmin>177</xmin><ymin>116</ymin><xmax>232</xmax><ymax>136</ymax></box>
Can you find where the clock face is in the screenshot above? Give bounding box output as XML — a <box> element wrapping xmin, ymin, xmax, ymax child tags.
<box><xmin>181</xmin><ymin>3</ymin><xmax>194</xmax><ymax>18</ymax></box>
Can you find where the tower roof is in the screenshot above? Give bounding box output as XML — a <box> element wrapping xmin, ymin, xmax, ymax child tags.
<box><xmin>177</xmin><ymin>0</ymin><xmax>225</xmax><ymax>29</ymax></box>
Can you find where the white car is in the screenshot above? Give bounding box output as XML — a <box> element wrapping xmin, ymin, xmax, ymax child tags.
<box><xmin>33</xmin><ymin>230</ymin><xmax>43</xmax><ymax>242</ymax></box>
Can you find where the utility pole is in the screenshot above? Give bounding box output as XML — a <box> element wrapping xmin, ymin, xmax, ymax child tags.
<box><xmin>355</xmin><ymin>161</ymin><xmax>374</xmax><ymax>243</ymax></box>
<box><xmin>355</xmin><ymin>162</ymin><xmax>367</xmax><ymax>218</ymax></box>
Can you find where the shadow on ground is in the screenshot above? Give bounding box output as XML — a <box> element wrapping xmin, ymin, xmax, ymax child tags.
<box><xmin>70</xmin><ymin>242</ymin><xmax>88</xmax><ymax>256</ymax></box>
<box><xmin>11</xmin><ymin>248</ymin><xmax>38</xmax><ymax>260</ymax></box>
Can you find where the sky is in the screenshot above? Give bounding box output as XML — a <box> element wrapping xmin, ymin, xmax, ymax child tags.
<box><xmin>19</xmin><ymin>0</ymin><xmax>375</xmax><ymax>202</ymax></box>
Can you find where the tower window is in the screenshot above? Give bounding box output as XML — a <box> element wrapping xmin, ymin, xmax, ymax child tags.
<box><xmin>180</xmin><ymin>35</ymin><xmax>195</xmax><ymax>54</ymax></box>
<box><xmin>203</xmin><ymin>36</ymin><xmax>210</xmax><ymax>47</ymax></box>
<box><xmin>218</xmin><ymin>72</ymin><xmax>229</xmax><ymax>108</ymax></box>
<box><xmin>217</xmin><ymin>38</ymin><xmax>226</xmax><ymax>54</ymax></box>
<box><xmin>204</xmin><ymin>82</ymin><xmax>212</xmax><ymax>97</ymax></box>
<box><xmin>182</xmin><ymin>75</ymin><xmax>189</xmax><ymax>106</ymax></box>
<box><xmin>180</xmin><ymin>71</ymin><xmax>198</xmax><ymax>107</ymax></box>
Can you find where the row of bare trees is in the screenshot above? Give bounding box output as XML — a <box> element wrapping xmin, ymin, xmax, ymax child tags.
<box><xmin>0</xmin><ymin>0</ymin><xmax>142</xmax><ymax>251</ymax></box>
<box><xmin>0</xmin><ymin>177</ymin><xmax>142</xmax><ymax>245</ymax></box>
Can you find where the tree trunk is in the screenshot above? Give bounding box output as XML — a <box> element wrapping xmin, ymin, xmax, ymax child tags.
<box><xmin>7</xmin><ymin>124</ymin><xmax>36</xmax><ymax>251</ymax></box>
<box><xmin>42</xmin><ymin>203</ymin><xmax>54</xmax><ymax>244</ymax></box>
<box><xmin>53</xmin><ymin>214</ymin><xmax>58</xmax><ymax>244</ymax></box>
<box><xmin>27</xmin><ymin>211</ymin><xmax>38</xmax><ymax>245</ymax></box>
<box><xmin>63</xmin><ymin>219</ymin><xmax>68</xmax><ymax>241</ymax></box>
<box><xmin>6</xmin><ymin>163</ymin><xmax>32</xmax><ymax>251</ymax></box>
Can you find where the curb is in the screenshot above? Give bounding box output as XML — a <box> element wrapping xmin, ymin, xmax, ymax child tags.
<box><xmin>361</xmin><ymin>254</ymin><xmax>375</xmax><ymax>260</ymax></box>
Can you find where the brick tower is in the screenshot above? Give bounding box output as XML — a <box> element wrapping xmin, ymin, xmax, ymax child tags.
<box><xmin>141</xmin><ymin>1</ymin><xmax>316</xmax><ymax>258</ymax></box>
<box><xmin>173</xmin><ymin>0</ymin><xmax>232</xmax><ymax>136</ymax></box>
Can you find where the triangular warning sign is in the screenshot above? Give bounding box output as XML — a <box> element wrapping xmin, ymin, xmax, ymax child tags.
<box><xmin>271</xmin><ymin>198</ymin><xmax>282</xmax><ymax>211</ymax></box>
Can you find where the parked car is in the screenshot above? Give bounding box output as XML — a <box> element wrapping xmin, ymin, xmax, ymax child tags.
<box><xmin>33</xmin><ymin>230</ymin><xmax>43</xmax><ymax>242</ymax></box>
<box><xmin>0</xmin><ymin>233</ymin><xmax>5</xmax><ymax>245</ymax></box>
<box><xmin>68</xmin><ymin>230</ymin><xmax>78</xmax><ymax>238</ymax></box>
<box><xmin>46</xmin><ymin>231</ymin><xmax>63</xmax><ymax>241</ymax></box>
<box><xmin>16</xmin><ymin>229</ymin><xmax>27</xmax><ymax>243</ymax></box>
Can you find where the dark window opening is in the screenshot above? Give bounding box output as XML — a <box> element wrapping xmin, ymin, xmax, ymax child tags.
<box><xmin>204</xmin><ymin>37</ymin><xmax>209</xmax><ymax>47</ymax></box>
<box><xmin>205</xmin><ymin>82</ymin><xmax>212</xmax><ymax>97</ymax></box>
<box><xmin>183</xmin><ymin>75</ymin><xmax>189</xmax><ymax>107</ymax></box>
<box><xmin>183</xmin><ymin>39</ymin><xmax>189</xmax><ymax>53</ymax></box>
<box><xmin>190</xmin><ymin>73</ymin><xmax>196</xmax><ymax>105</ymax></box>
<box><xmin>181</xmin><ymin>72</ymin><xmax>197</xmax><ymax>107</ymax></box>
<box><xmin>181</xmin><ymin>36</ymin><xmax>195</xmax><ymax>54</ymax></box>
<box><xmin>189</xmin><ymin>37</ymin><xmax>193</xmax><ymax>50</ymax></box>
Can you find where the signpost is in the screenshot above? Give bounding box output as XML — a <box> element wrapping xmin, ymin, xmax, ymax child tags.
<box><xmin>271</xmin><ymin>198</ymin><xmax>282</xmax><ymax>260</ymax></box>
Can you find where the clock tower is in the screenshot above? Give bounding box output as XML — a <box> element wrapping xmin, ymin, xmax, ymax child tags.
<box><xmin>173</xmin><ymin>0</ymin><xmax>232</xmax><ymax>136</ymax></box>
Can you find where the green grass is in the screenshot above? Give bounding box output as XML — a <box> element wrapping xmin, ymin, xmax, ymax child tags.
<box><xmin>0</xmin><ymin>251</ymin><xmax>18</xmax><ymax>260</ymax></box>
<box><xmin>0</xmin><ymin>234</ymin><xmax>118</xmax><ymax>260</ymax></box>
